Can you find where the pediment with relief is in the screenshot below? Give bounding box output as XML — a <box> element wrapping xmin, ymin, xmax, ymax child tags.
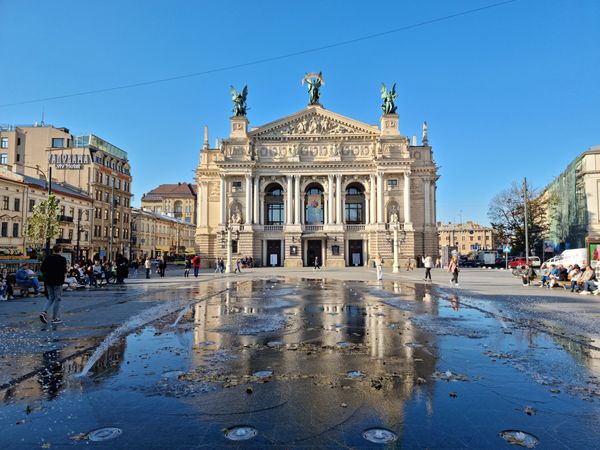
<box><xmin>251</xmin><ymin>106</ymin><xmax>379</xmax><ymax>139</ymax></box>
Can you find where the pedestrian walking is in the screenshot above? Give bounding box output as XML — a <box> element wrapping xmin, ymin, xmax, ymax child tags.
<box><xmin>184</xmin><ymin>258</ymin><xmax>191</xmax><ymax>278</ymax></box>
<box><xmin>375</xmin><ymin>253</ymin><xmax>384</xmax><ymax>281</ymax></box>
<box><xmin>158</xmin><ymin>255</ymin><xmax>167</xmax><ymax>278</ymax></box>
<box><xmin>422</xmin><ymin>255</ymin><xmax>433</xmax><ymax>281</ymax></box>
<box><xmin>144</xmin><ymin>256</ymin><xmax>151</xmax><ymax>279</ymax></box>
<box><xmin>192</xmin><ymin>254</ymin><xmax>201</xmax><ymax>277</ymax></box>
<box><xmin>234</xmin><ymin>258</ymin><xmax>242</xmax><ymax>273</ymax></box>
<box><xmin>314</xmin><ymin>256</ymin><xmax>321</xmax><ymax>270</ymax></box>
<box><xmin>39</xmin><ymin>245</ymin><xmax>67</xmax><ymax>325</ymax></box>
<box><xmin>405</xmin><ymin>257</ymin><xmax>414</xmax><ymax>271</ymax></box>
<box><xmin>448</xmin><ymin>255</ymin><xmax>460</xmax><ymax>286</ymax></box>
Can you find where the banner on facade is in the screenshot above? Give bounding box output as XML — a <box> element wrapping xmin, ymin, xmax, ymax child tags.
<box><xmin>306</xmin><ymin>194</ymin><xmax>322</xmax><ymax>224</ymax></box>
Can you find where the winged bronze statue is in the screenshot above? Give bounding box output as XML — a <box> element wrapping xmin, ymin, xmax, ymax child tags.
<box><xmin>380</xmin><ymin>82</ymin><xmax>398</xmax><ymax>115</ymax></box>
<box><xmin>302</xmin><ymin>72</ymin><xmax>324</xmax><ymax>105</ymax></box>
<box><xmin>231</xmin><ymin>85</ymin><xmax>248</xmax><ymax>117</ymax></box>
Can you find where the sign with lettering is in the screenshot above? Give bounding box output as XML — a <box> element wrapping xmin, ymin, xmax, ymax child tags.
<box><xmin>48</xmin><ymin>153</ymin><xmax>91</xmax><ymax>169</ymax></box>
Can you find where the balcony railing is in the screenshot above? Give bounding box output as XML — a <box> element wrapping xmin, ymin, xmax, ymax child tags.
<box><xmin>345</xmin><ymin>224</ymin><xmax>365</xmax><ymax>232</ymax></box>
<box><xmin>385</xmin><ymin>222</ymin><xmax>405</xmax><ymax>231</ymax></box>
<box><xmin>304</xmin><ymin>225</ymin><xmax>323</xmax><ymax>233</ymax></box>
<box><xmin>57</xmin><ymin>215</ymin><xmax>74</xmax><ymax>223</ymax></box>
<box><xmin>264</xmin><ymin>224</ymin><xmax>283</xmax><ymax>232</ymax></box>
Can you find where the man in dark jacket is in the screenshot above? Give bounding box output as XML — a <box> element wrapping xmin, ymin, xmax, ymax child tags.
<box><xmin>39</xmin><ymin>245</ymin><xmax>67</xmax><ymax>324</ymax></box>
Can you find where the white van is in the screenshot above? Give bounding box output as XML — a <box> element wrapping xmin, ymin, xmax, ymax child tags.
<box><xmin>544</xmin><ymin>248</ymin><xmax>587</xmax><ymax>268</ymax></box>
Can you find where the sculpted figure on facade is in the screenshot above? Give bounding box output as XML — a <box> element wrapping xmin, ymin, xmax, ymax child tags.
<box><xmin>230</xmin><ymin>204</ymin><xmax>242</xmax><ymax>224</ymax></box>
<box><xmin>422</xmin><ymin>121</ymin><xmax>429</xmax><ymax>145</ymax></box>
<box><xmin>230</xmin><ymin>85</ymin><xmax>248</xmax><ymax>117</ymax></box>
<box><xmin>302</xmin><ymin>72</ymin><xmax>324</xmax><ymax>105</ymax></box>
<box><xmin>381</xmin><ymin>82</ymin><xmax>398</xmax><ymax>115</ymax></box>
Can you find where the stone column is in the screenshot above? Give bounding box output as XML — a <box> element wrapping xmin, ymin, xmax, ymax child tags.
<box><xmin>294</xmin><ymin>175</ymin><xmax>301</xmax><ymax>225</ymax></box>
<box><xmin>328</xmin><ymin>175</ymin><xmax>334</xmax><ymax>224</ymax></box>
<box><xmin>404</xmin><ymin>172</ymin><xmax>412</xmax><ymax>225</ymax></box>
<box><xmin>219</xmin><ymin>174</ymin><xmax>226</xmax><ymax>224</ymax></box>
<box><xmin>245</xmin><ymin>174</ymin><xmax>252</xmax><ymax>225</ymax></box>
<box><xmin>424</xmin><ymin>178</ymin><xmax>431</xmax><ymax>225</ymax></box>
<box><xmin>365</xmin><ymin>195</ymin><xmax>370</xmax><ymax>225</ymax></box>
<box><xmin>253</xmin><ymin>176</ymin><xmax>259</xmax><ymax>225</ymax></box>
<box><xmin>335</xmin><ymin>175</ymin><xmax>342</xmax><ymax>224</ymax></box>
<box><xmin>369</xmin><ymin>174</ymin><xmax>376</xmax><ymax>224</ymax></box>
<box><xmin>286</xmin><ymin>175</ymin><xmax>293</xmax><ymax>225</ymax></box>
<box><xmin>376</xmin><ymin>172</ymin><xmax>384</xmax><ymax>223</ymax></box>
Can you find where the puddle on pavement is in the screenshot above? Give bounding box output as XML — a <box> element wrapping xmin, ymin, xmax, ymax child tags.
<box><xmin>2</xmin><ymin>277</ymin><xmax>600</xmax><ymax>448</ymax></box>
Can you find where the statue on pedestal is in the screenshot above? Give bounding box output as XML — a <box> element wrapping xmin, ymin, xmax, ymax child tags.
<box><xmin>390</xmin><ymin>208</ymin><xmax>399</xmax><ymax>224</ymax></box>
<box><xmin>422</xmin><ymin>121</ymin><xmax>429</xmax><ymax>145</ymax></box>
<box><xmin>230</xmin><ymin>205</ymin><xmax>242</xmax><ymax>224</ymax></box>
<box><xmin>231</xmin><ymin>85</ymin><xmax>248</xmax><ymax>117</ymax></box>
<box><xmin>381</xmin><ymin>82</ymin><xmax>398</xmax><ymax>115</ymax></box>
<box><xmin>302</xmin><ymin>72</ymin><xmax>324</xmax><ymax>105</ymax></box>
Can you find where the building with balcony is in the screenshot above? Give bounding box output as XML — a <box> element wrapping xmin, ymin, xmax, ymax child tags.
<box><xmin>131</xmin><ymin>207</ymin><xmax>196</xmax><ymax>259</ymax></box>
<box><xmin>0</xmin><ymin>124</ymin><xmax>133</xmax><ymax>261</ymax></box>
<box><xmin>195</xmin><ymin>84</ymin><xmax>439</xmax><ymax>267</ymax></box>
<box><xmin>141</xmin><ymin>182</ymin><xmax>197</xmax><ymax>224</ymax></box>
<box><xmin>437</xmin><ymin>221</ymin><xmax>495</xmax><ymax>255</ymax></box>
<box><xmin>0</xmin><ymin>166</ymin><xmax>93</xmax><ymax>260</ymax></box>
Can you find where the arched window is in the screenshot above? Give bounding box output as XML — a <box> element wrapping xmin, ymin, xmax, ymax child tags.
<box><xmin>265</xmin><ymin>183</ymin><xmax>284</xmax><ymax>225</ymax></box>
<box><xmin>174</xmin><ymin>201</ymin><xmax>183</xmax><ymax>218</ymax></box>
<box><xmin>345</xmin><ymin>183</ymin><xmax>365</xmax><ymax>224</ymax></box>
<box><xmin>305</xmin><ymin>183</ymin><xmax>324</xmax><ymax>224</ymax></box>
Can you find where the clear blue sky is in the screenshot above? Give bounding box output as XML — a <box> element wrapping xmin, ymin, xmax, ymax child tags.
<box><xmin>1</xmin><ymin>0</ymin><xmax>598</xmax><ymax>225</ymax></box>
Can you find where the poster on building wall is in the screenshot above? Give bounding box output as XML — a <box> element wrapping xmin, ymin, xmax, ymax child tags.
<box><xmin>589</xmin><ymin>243</ymin><xmax>600</xmax><ymax>268</ymax></box>
<box><xmin>306</xmin><ymin>194</ymin><xmax>322</xmax><ymax>224</ymax></box>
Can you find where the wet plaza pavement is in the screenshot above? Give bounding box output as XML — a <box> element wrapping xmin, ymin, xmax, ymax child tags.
<box><xmin>2</xmin><ymin>275</ymin><xmax>600</xmax><ymax>449</ymax></box>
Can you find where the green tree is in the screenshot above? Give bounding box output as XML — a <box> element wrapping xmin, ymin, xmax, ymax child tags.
<box><xmin>25</xmin><ymin>194</ymin><xmax>60</xmax><ymax>253</ymax></box>
<box><xmin>488</xmin><ymin>181</ymin><xmax>551</xmax><ymax>256</ymax></box>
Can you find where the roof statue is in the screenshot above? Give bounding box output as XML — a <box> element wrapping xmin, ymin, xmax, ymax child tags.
<box><xmin>231</xmin><ymin>85</ymin><xmax>248</xmax><ymax>117</ymax></box>
<box><xmin>380</xmin><ymin>82</ymin><xmax>398</xmax><ymax>115</ymax></box>
<box><xmin>302</xmin><ymin>72</ymin><xmax>324</xmax><ymax>106</ymax></box>
<box><xmin>422</xmin><ymin>121</ymin><xmax>428</xmax><ymax>145</ymax></box>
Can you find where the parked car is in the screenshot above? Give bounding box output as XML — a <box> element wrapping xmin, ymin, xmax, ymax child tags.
<box><xmin>508</xmin><ymin>256</ymin><xmax>541</xmax><ymax>269</ymax></box>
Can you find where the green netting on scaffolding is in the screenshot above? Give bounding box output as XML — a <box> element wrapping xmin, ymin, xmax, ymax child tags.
<box><xmin>546</xmin><ymin>155</ymin><xmax>587</xmax><ymax>248</ymax></box>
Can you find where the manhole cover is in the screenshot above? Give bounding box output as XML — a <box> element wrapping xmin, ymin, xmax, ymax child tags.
<box><xmin>253</xmin><ymin>370</ymin><xmax>273</xmax><ymax>378</ymax></box>
<box><xmin>499</xmin><ymin>430</ymin><xmax>539</xmax><ymax>448</ymax></box>
<box><xmin>224</xmin><ymin>425</ymin><xmax>258</xmax><ymax>441</ymax></box>
<box><xmin>88</xmin><ymin>427</ymin><xmax>123</xmax><ymax>442</ymax></box>
<box><xmin>362</xmin><ymin>428</ymin><xmax>398</xmax><ymax>444</ymax></box>
<box><xmin>346</xmin><ymin>370</ymin><xmax>366</xmax><ymax>379</ymax></box>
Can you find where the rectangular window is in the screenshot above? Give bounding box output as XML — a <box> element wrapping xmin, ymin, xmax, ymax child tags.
<box><xmin>0</xmin><ymin>153</ymin><xmax>7</xmax><ymax>164</ymax></box>
<box><xmin>387</xmin><ymin>179</ymin><xmax>398</xmax><ymax>189</ymax></box>
<box><xmin>1</xmin><ymin>222</ymin><xmax>7</xmax><ymax>237</ymax></box>
<box><xmin>68</xmin><ymin>229</ymin><xmax>73</xmax><ymax>240</ymax></box>
<box><xmin>16</xmin><ymin>154</ymin><xmax>20</xmax><ymax>162</ymax></box>
<box><xmin>104</xmin><ymin>209</ymin><xmax>109</xmax><ymax>220</ymax></box>
<box><xmin>12</xmin><ymin>223</ymin><xmax>19</xmax><ymax>237</ymax></box>
<box><xmin>266</xmin><ymin>203</ymin><xmax>284</xmax><ymax>225</ymax></box>
<box><xmin>29</xmin><ymin>199</ymin><xmax>35</xmax><ymax>212</ymax></box>
<box><xmin>2</xmin><ymin>196</ymin><xmax>9</xmax><ymax>210</ymax></box>
<box><xmin>232</xmin><ymin>239</ymin><xmax>238</xmax><ymax>254</ymax></box>
<box><xmin>345</xmin><ymin>203</ymin><xmax>363</xmax><ymax>224</ymax></box>
<box><xmin>104</xmin><ymin>192</ymin><xmax>109</xmax><ymax>202</ymax></box>
<box><xmin>0</xmin><ymin>137</ymin><xmax>8</xmax><ymax>149</ymax></box>
<box><xmin>104</xmin><ymin>226</ymin><xmax>109</xmax><ymax>237</ymax></box>
<box><xmin>232</xmin><ymin>181</ymin><xmax>242</xmax><ymax>192</ymax></box>
<box><xmin>17</xmin><ymin>138</ymin><xmax>21</xmax><ymax>146</ymax></box>
<box><xmin>51</xmin><ymin>138</ymin><xmax>64</xmax><ymax>148</ymax></box>
<box><xmin>13</xmin><ymin>198</ymin><xmax>19</xmax><ymax>212</ymax></box>
<box><xmin>58</xmin><ymin>228</ymin><xmax>64</xmax><ymax>238</ymax></box>
<box><xmin>85</xmin><ymin>210</ymin><xmax>90</xmax><ymax>221</ymax></box>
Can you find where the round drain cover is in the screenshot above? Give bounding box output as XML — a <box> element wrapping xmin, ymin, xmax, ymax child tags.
<box><xmin>224</xmin><ymin>425</ymin><xmax>258</xmax><ymax>441</ymax></box>
<box><xmin>88</xmin><ymin>427</ymin><xmax>123</xmax><ymax>442</ymax></box>
<box><xmin>499</xmin><ymin>430</ymin><xmax>539</xmax><ymax>448</ymax></box>
<box><xmin>362</xmin><ymin>428</ymin><xmax>398</xmax><ymax>444</ymax></box>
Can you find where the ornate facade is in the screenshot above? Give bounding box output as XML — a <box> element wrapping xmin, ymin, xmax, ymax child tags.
<box><xmin>195</xmin><ymin>94</ymin><xmax>439</xmax><ymax>268</ymax></box>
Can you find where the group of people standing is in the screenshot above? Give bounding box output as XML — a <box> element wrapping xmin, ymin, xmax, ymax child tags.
<box><xmin>373</xmin><ymin>254</ymin><xmax>460</xmax><ymax>285</ymax></box>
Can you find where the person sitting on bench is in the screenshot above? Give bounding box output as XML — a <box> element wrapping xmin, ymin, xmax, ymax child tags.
<box><xmin>15</xmin><ymin>263</ymin><xmax>41</xmax><ymax>295</ymax></box>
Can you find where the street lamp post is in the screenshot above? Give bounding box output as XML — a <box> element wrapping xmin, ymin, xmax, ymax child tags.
<box><xmin>387</xmin><ymin>223</ymin><xmax>406</xmax><ymax>273</ymax></box>
<box><xmin>392</xmin><ymin>224</ymin><xmax>400</xmax><ymax>273</ymax></box>
<box><xmin>225</xmin><ymin>227</ymin><xmax>232</xmax><ymax>273</ymax></box>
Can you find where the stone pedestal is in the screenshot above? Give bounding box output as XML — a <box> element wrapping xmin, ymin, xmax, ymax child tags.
<box><xmin>380</xmin><ymin>114</ymin><xmax>400</xmax><ymax>136</ymax></box>
<box><xmin>230</xmin><ymin>116</ymin><xmax>249</xmax><ymax>138</ymax></box>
